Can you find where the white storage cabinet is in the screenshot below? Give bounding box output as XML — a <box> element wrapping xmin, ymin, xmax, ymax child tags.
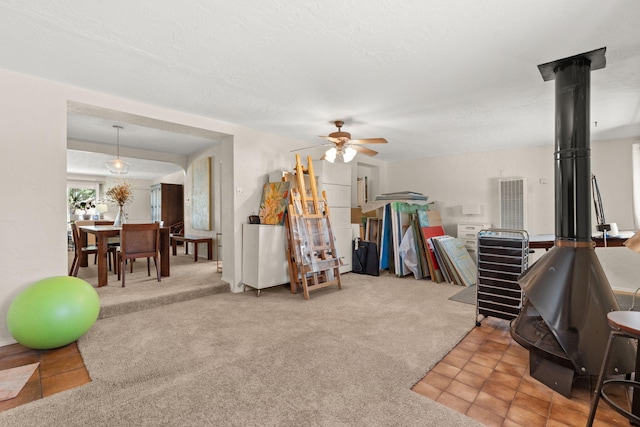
<box><xmin>241</xmin><ymin>223</ymin><xmax>289</xmax><ymax>295</ymax></box>
<box><xmin>315</xmin><ymin>162</ymin><xmax>352</xmax><ymax>273</ymax></box>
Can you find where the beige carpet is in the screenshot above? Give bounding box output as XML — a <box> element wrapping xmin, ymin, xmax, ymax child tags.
<box><xmin>70</xmin><ymin>249</ymin><xmax>228</xmax><ymax>318</ymax></box>
<box><xmin>0</xmin><ymin>272</ymin><xmax>481</xmax><ymax>426</ymax></box>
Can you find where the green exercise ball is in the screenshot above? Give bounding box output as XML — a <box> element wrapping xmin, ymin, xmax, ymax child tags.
<box><xmin>7</xmin><ymin>276</ymin><xmax>100</xmax><ymax>350</ymax></box>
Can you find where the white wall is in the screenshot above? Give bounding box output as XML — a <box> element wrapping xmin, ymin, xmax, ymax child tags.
<box><xmin>386</xmin><ymin>145</ymin><xmax>556</xmax><ymax>236</ymax></box>
<box><xmin>0</xmin><ymin>70</ymin><xmax>68</xmax><ymax>347</ymax></box>
<box><xmin>230</xmin><ymin>136</ymin><xmax>309</xmax><ymax>291</ymax></box>
<box><xmin>101</xmin><ymin>177</ymin><xmax>153</xmax><ymax>223</ymax></box>
<box><xmin>384</xmin><ymin>138</ymin><xmax>640</xmax><ymax>292</ymax></box>
<box><xmin>153</xmin><ymin>170</ymin><xmax>185</xmax><ymax>187</ymax></box>
<box><xmin>591</xmin><ymin>137</ymin><xmax>636</xmax><ymax>230</ymax></box>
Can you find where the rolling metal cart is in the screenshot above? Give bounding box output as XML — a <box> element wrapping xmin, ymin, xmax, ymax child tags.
<box><xmin>476</xmin><ymin>229</ymin><xmax>529</xmax><ymax>325</ymax></box>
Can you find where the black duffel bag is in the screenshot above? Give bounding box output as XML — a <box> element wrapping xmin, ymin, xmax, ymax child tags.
<box><xmin>352</xmin><ymin>238</ymin><xmax>380</xmax><ymax>276</ymax></box>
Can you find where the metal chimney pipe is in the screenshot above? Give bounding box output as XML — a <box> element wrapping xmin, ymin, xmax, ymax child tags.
<box><xmin>553</xmin><ymin>58</ymin><xmax>593</xmax><ymax>241</ymax></box>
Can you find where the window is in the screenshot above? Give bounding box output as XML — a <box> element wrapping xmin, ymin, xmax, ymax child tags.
<box><xmin>67</xmin><ymin>181</ymin><xmax>100</xmax><ymax>220</ymax></box>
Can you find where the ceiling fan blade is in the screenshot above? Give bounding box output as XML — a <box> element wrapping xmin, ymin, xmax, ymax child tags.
<box><xmin>290</xmin><ymin>145</ymin><xmax>319</xmax><ymax>152</ymax></box>
<box><xmin>319</xmin><ymin>136</ymin><xmax>343</xmax><ymax>144</ymax></box>
<box><xmin>349</xmin><ymin>138</ymin><xmax>388</xmax><ymax>145</ymax></box>
<box><xmin>351</xmin><ymin>145</ymin><xmax>378</xmax><ymax>156</ymax></box>
<box><xmin>290</xmin><ymin>143</ymin><xmax>333</xmax><ymax>152</ymax></box>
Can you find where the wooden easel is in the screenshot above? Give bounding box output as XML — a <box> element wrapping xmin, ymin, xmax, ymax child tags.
<box><xmin>285</xmin><ymin>154</ymin><xmax>342</xmax><ymax>299</ymax></box>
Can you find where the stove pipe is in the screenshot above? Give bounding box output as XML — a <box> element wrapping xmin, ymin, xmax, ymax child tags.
<box><xmin>510</xmin><ymin>48</ymin><xmax>636</xmax><ymax>397</ymax></box>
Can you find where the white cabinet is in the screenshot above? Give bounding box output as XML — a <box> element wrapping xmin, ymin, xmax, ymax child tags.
<box><xmin>241</xmin><ymin>224</ymin><xmax>289</xmax><ymax>293</ymax></box>
<box><xmin>322</xmin><ymin>184</ymin><xmax>351</xmax><ymax>207</ymax></box>
<box><xmin>315</xmin><ymin>162</ymin><xmax>352</xmax><ymax>273</ymax></box>
<box><xmin>457</xmin><ymin>223</ymin><xmax>491</xmax><ymax>254</ymax></box>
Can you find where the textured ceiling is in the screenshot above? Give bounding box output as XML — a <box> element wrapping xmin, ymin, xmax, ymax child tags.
<box><xmin>2</xmin><ymin>0</ymin><xmax>640</xmax><ymax>176</ymax></box>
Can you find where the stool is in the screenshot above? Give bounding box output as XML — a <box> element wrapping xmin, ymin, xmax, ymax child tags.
<box><xmin>587</xmin><ymin>311</ymin><xmax>640</xmax><ymax>426</ymax></box>
<box><xmin>170</xmin><ymin>235</ymin><xmax>213</xmax><ymax>262</ymax></box>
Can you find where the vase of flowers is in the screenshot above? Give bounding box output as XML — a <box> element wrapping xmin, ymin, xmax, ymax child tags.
<box><xmin>113</xmin><ymin>205</ymin><xmax>126</xmax><ymax>226</ymax></box>
<box><xmin>105</xmin><ymin>181</ymin><xmax>133</xmax><ymax>226</ymax></box>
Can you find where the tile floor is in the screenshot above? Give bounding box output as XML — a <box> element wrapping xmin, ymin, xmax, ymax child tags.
<box><xmin>0</xmin><ymin>342</ymin><xmax>90</xmax><ymax>412</ymax></box>
<box><xmin>412</xmin><ymin>316</ymin><xmax>633</xmax><ymax>426</ymax></box>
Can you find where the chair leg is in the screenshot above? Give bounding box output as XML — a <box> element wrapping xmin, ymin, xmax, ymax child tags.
<box><xmin>154</xmin><ymin>256</ymin><xmax>161</xmax><ymax>282</ymax></box>
<box><xmin>121</xmin><ymin>257</ymin><xmax>126</xmax><ymax>288</ymax></box>
<box><xmin>587</xmin><ymin>330</ymin><xmax>617</xmax><ymax>426</ymax></box>
<box><xmin>147</xmin><ymin>257</ymin><xmax>151</xmax><ymax>276</ymax></box>
<box><xmin>69</xmin><ymin>255</ymin><xmax>78</xmax><ymax>276</ymax></box>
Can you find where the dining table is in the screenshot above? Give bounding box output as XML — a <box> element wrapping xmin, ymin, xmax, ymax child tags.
<box><xmin>79</xmin><ymin>225</ymin><xmax>171</xmax><ymax>287</ymax></box>
<box><xmin>529</xmin><ymin>231</ymin><xmax>635</xmax><ymax>251</ymax></box>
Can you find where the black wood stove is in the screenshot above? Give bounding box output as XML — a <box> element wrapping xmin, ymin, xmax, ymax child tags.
<box><xmin>510</xmin><ymin>47</ymin><xmax>636</xmax><ymax>397</ymax></box>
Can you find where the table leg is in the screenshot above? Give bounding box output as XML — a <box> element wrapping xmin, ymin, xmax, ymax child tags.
<box><xmin>96</xmin><ymin>234</ymin><xmax>108</xmax><ymax>287</ymax></box>
<box><xmin>193</xmin><ymin>242</ymin><xmax>198</xmax><ymax>262</ymax></box>
<box><xmin>632</xmin><ymin>341</ymin><xmax>640</xmax><ymax>422</ymax></box>
<box><xmin>207</xmin><ymin>240</ymin><xmax>213</xmax><ymax>260</ymax></box>
<box><xmin>160</xmin><ymin>230</ymin><xmax>170</xmax><ymax>277</ymax></box>
<box><xmin>79</xmin><ymin>229</ymin><xmax>89</xmax><ymax>267</ymax></box>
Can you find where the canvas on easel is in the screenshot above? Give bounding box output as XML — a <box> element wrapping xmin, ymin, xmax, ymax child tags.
<box><xmin>284</xmin><ymin>154</ymin><xmax>342</xmax><ymax>300</ymax></box>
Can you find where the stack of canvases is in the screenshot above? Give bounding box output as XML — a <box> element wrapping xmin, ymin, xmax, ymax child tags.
<box><xmin>377</xmin><ymin>202</ymin><xmax>476</xmax><ymax>287</ymax></box>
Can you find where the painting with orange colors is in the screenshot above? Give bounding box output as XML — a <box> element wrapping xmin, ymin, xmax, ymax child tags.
<box><xmin>259</xmin><ymin>182</ymin><xmax>291</xmax><ymax>225</ymax></box>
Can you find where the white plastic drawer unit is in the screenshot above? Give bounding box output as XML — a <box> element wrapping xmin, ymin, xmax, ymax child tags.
<box><xmin>457</xmin><ymin>223</ymin><xmax>487</xmax><ymax>237</ymax></box>
<box><xmin>457</xmin><ymin>223</ymin><xmax>490</xmax><ymax>250</ymax></box>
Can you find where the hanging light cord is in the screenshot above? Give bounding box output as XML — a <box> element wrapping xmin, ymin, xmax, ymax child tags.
<box><xmin>114</xmin><ymin>125</ymin><xmax>123</xmax><ymax>159</ymax></box>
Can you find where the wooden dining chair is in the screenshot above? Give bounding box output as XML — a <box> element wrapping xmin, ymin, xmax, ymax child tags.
<box><xmin>69</xmin><ymin>222</ymin><xmax>117</xmax><ymax>277</ymax></box>
<box><xmin>117</xmin><ymin>223</ymin><xmax>161</xmax><ymax>287</ymax></box>
<box><xmin>96</xmin><ymin>220</ymin><xmax>121</xmax><ymax>270</ymax></box>
<box><xmin>74</xmin><ymin>220</ymin><xmax>98</xmax><ymax>264</ymax></box>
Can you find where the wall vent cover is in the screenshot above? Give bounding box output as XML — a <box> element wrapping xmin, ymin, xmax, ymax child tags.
<box><xmin>499</xmin><ymin>177</ymin><xmax>526</xmax><ymax>229</ymax></box>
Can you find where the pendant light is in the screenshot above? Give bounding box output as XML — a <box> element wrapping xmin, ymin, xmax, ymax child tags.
<box><xmin>105</xmin><ymin>125</ymin><xmax>131</xmax><ymax>175</ymax></box>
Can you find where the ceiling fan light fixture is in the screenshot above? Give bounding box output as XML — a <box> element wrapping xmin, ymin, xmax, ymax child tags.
<box><xmin>343</xmin><ymin>146</ymin><xmax>357</xmax><ymax>163</ymax></box>
<box><xmin>324</xmin><ymin>145</ymin><xmax>357</xmax><ymax>163</ymax></box>
<box><xmin>324</xmin><ymin>147</ymin><xmax>337</xmax><ymax>163</ymax></box>
<box><xmin>105</xmin><ymin>125</ymin><xmax>132</xmax><ymax>175</ymax></box>
<box><xmin>315</xmin><ymin>120</ymin><xmax>386</xmax><ymax>162</ymax></box>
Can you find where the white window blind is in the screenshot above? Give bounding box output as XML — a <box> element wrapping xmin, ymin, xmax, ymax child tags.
<box><xmin>499</xmin><ymin>178</ymin><xmax>526</xmax><ymax>230</ymax></box>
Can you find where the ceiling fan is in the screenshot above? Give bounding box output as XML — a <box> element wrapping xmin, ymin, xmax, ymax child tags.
<box><xmin>293</xmin><ymin>120</ymin><xmax>388</xmax><ymax>163</ymax></box>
